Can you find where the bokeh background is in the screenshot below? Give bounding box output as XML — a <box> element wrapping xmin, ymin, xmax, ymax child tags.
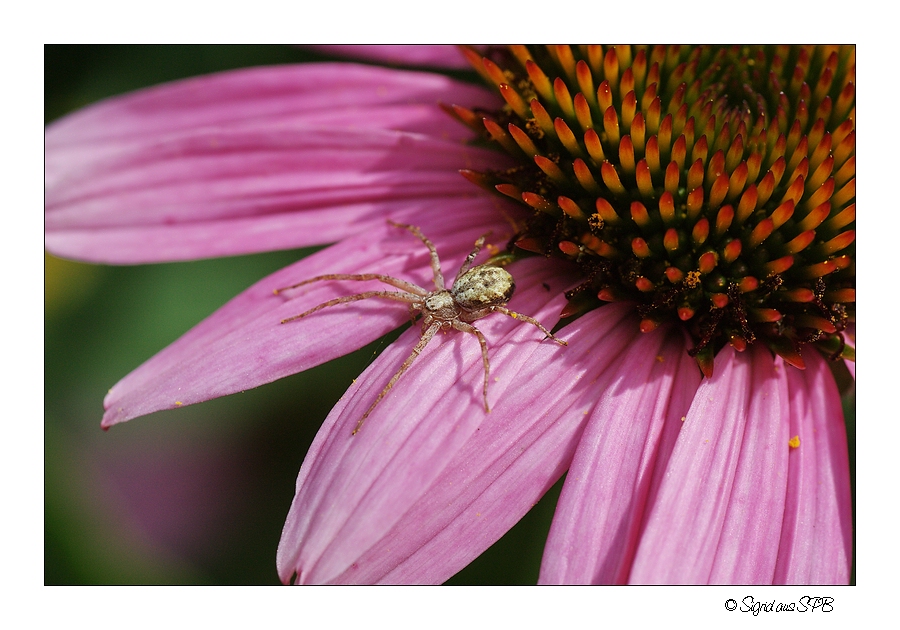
<box><xmin>45</xmin><ymin>45</ymin><xmax>566</xmax><ymax>585</ymax></box>
<box><xmin>45</xmin><ymin>45</ymin><xmax>854</xmax><ymax>585</ymax></box>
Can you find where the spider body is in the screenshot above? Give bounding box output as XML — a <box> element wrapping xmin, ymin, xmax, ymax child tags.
<box><xmin>274</xmin><ymin>222</ymin><xmax>567</xmax><ymax>434</ymax></box>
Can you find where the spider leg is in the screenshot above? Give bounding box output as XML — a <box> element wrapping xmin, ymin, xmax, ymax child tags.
<box><xmin>274</xmin><ymin>273</ymin><xmax>428</xmax><ymax>297</ymax></box>
<box><xmin>452</xmin><ymin>320</ymin><xmax>492</xmax><ymax>413</ymax></box>
<box><xmin>387</xmin><ymin>221</ymin><xmax>446</xmax><ymax>291</ymax></box>
<box><xmin>493</xmin><ymin>306</ymin><xmax>568</xmax><ymax>346</ymax></box>
<box><xmin>452</xmin><ymin>234</ymin><xmax>488</xmax><ymax>286</ymax></box>
<box><xmin>407</xmin><ymin>303</ymin><xmax>420</xmax><ymax>327</ymax></box>
<box><xmin>280</xmin><ymin>291</ymin><xmax>421</xmax><ymax>324</ymax></box>
<box><xmin>353</xmin><ymin>321</ymin><xmax>442</xmax><ymax>434</ymax></box>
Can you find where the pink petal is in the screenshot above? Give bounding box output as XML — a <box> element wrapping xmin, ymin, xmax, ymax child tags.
<box><xmin>277</xmin><ymin>291</ymin><xmax>686</xmax><ymax>584</ymax></box>
<box><xmin>46</xmin><ymin>125</ymin><xmax>507</xmax><ymax>263</ymax></box>
<box><xmin>537</xmin><ymin>328</ymin><xmax>701</xmax><ymax>584</ymax></box>
<box><xmin>630</xmin><ymin>345</ymin><xmax>790</xmax><ymax>584</ymax></box>
<box><xmin>309</xmin><ymin>45</ymin><xmax>473</xmax><ymax>69</ymax></box>
<box><xmin>774</xmin><ymin>350</ymin><xmax>853</xmax><ymax>583</ymax></box>
<box><xmin>101</xmin><ymin>203</ymin><xmax>510</xmax><ymax>428</ymax></box>
<box><xmin>46</xmin><ymin>62</ymin><xmax>495</xmax><ymax>185</ymax></box>
<box><xmin>706</xmin><ymin>353</ymin><xmax>791</xmax><ymax>584</ymax></box>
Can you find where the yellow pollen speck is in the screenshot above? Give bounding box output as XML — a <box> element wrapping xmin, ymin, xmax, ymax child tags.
<box><xmin>174</xmin><ymin>401</ymin><xmax>182</xmax><ymax>406</ymax></box>
<box><xmin>485</xmin><ymin>243</ymin><xmax>500</xmax><ymax>256</ymax></box>
<box><xmin>681</xmin><ymin>416</ymin><xmax>687</xmax><ymax>422</ymax></box>
<box><xmin>789</xmin><ymin>435</ymin><xmax>801</xmax><ymax>449</ymax></box>
<box><xmin>656</xmin><ymin>355</ymin><xmax>664</xmax><ymax>362</ymax></box>
<box><xmin>684</xmin><ymin>271</ymin><xmax>701</xmax><ymax>288</ymax></box>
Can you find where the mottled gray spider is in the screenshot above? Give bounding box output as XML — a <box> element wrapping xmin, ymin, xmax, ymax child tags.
<box><xmin>274</xmin><ymin>221</ymin><xmax>567</xmax><ymax>434</ymax></box>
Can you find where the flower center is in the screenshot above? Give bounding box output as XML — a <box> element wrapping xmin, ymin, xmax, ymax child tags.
<box><xmin>453</xmin><ymin>45</ymin><xmax>855</xmax><ymax>376</ymax></box>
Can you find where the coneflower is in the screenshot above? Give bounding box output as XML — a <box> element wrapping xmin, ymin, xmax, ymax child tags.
<box><xmin>45</xmin><ymin>45</ymin><xmax>854</xmax><ymax>584</ymax></box>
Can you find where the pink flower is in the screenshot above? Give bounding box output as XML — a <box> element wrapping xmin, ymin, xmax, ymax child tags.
<box><xmin>45</xmin><ymin>45</ymin><xmax>854</xmax><ymax>584</ymax></box>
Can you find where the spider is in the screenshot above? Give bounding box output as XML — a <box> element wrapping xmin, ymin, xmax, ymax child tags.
<box><xmin>274</xmin><ymin>221</ymin><xmax>568</xmax><ymax>434</ymax></box>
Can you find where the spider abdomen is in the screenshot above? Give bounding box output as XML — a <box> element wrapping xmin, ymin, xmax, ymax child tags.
<box><xmin>452</xmin><ymin>266</ymin><xmax>515</xmax><ymax>314</ymax></box>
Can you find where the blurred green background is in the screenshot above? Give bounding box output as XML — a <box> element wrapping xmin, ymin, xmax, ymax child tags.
<box><xmin>45</xmin><ymin>45</ymin><xmax>854</xmax><ymax>585</ymax></box>
<box><xmin>44</xmin><ymin>45</ymin><xmax>564</xmax><ymax>585</ymax></box>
